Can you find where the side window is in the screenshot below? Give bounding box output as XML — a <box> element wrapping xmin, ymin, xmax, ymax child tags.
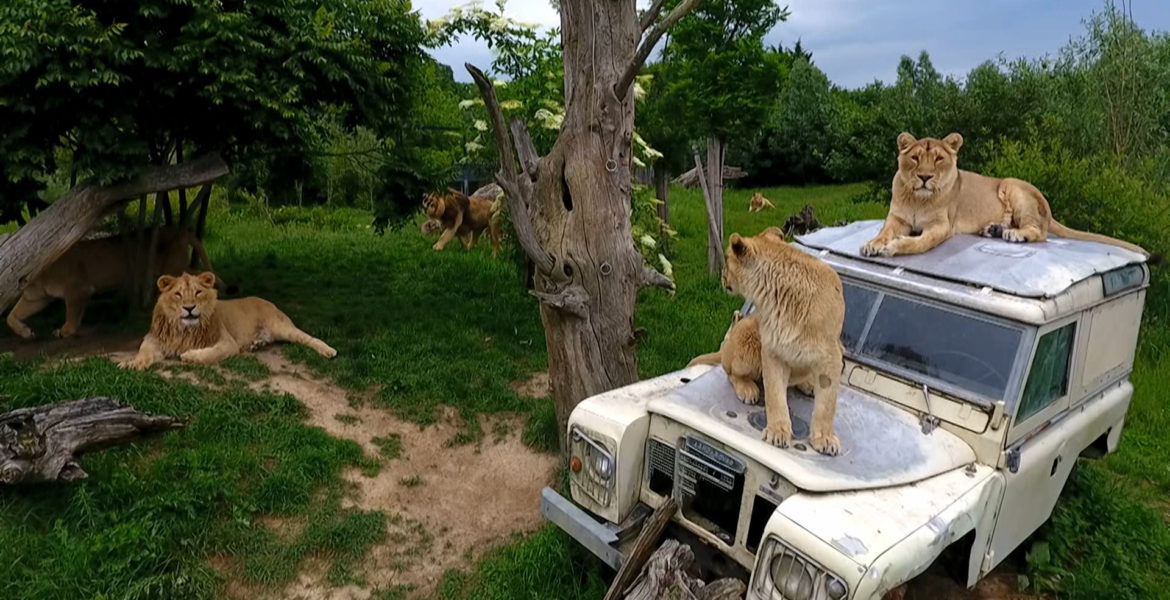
<box><xmin>1018</xmin><ymin>323</ymin><xmax>1076</xmax><ymax>422</ymax></box>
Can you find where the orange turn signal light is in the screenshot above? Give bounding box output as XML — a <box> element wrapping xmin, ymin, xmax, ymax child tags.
<box><xmin>570</xmin><ymin>457</ymin><xmax>582</xmax><ymax>472</ymax></box>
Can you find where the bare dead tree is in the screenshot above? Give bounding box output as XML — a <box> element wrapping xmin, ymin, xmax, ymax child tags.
<box><xmin>466</xmin><ymin>0</ymin><xmax>702</xmax><ymax>450</ymax></box>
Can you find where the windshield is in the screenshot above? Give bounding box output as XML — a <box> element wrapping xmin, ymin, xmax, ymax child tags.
<box><xmin>843</xmin><ymin>283</ymin><xmax>1023</xmax><ymax>401</ymax></box>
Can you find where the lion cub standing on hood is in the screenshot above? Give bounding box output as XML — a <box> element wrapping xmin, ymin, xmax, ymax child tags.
<box><xmin>122</xmin><ymin>272</ymin><xmax>335</xmax><ymax>370</ymax></box>
<box><xmin>722</xmin><ymin>228</ymin><xmax>845</xmax><ymax>455</ymax></box>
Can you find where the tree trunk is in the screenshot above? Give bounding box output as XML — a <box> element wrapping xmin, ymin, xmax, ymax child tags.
<box><xmin>468</xmin><ymin>0</ymin><xmax>696</xmax><ymax>453</ymax></box>
<box><xmin>0</xmin><ymin>397</ymin><xmax>184</xmax><ymax>485</ymax></box>
<box><xmin>0</xmin><ymin>154</ymin><xmax>229</xmax><ymax>314</ymax></box>
<box><xmin>653</xmin><ymin>165</ymin><xmax>670</xmax><ymax>225</ymax></box>
<box><xmin>704</xmin><ymin>136</ymin><xmax>725</xmax><ymax>274</ymax></box>
<box><xmin>176</xmin><ymin>143</ymin><xmax>189</xmax><ymax>229</ymax></box>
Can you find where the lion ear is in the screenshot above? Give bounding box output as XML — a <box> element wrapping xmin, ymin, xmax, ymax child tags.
<box><xmin>730</xmin><ymin>233</ymin><xmax>749</xmax><ymax>257</ymax></box>
<box><xmin>896</xmin><ymin>132</ymin><xmax>917</xmax><ymax>152</ymax></box>
<box><xmin>942</xmin><ymin>132</ymin><xmax>964</xmax><ymax>153</ymax></box>
<box><xmin>196</xmin><ymin>272</ymin><xmax>217</xmax><ymax>289</ymax></box>
<box><xmin>763</xmin><ymin>226</ymin><xmax>785</xmax><ymax>240</ymax></box>
<box><xmin>157</xmin><ymin>275</ymin><xmax>176</xmax><ymax>292</ymax></box>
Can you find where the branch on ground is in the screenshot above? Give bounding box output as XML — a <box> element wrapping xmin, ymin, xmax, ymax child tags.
<box><xmin>1</xmin><ymin>397</ymin><xmax>184</xmax><ymax>485</ymax></box>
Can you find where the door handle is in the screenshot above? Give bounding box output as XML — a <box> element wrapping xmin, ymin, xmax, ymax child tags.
<box><xmin>1050</xmin><ymin>455</ymin><xmax>1062</xmax><ymax>477</ymax></box>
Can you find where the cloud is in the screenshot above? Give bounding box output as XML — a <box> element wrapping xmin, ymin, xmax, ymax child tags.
<box><xmin>423</xmin><ymin>0</ymin><xmax>1170</xmax><ymax>88</ymax></box>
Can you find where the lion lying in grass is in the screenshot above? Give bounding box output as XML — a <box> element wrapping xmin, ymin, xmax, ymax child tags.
<box><xmin>748</xmin><ymin>192</ymin><xmax>775</xmax><ymax>212</ymax></box>
<box><xmin>122</xmin><ymin>272</ymin><xmax>335</xmax><ymax>370</ymax></box>
<box><xmin>721</xmin><ymin>227</ymin><xmax>845</xmax><ymax>455</ymax></box>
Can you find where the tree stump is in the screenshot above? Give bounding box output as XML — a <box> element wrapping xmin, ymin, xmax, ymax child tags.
<box><xmin>0</xmin><ymin>397</ymin><xmax>184</xmax><ymax>484</ymax></box>
<box><xmin>622</xmin><ymin>539</ymin><xmax>747</xmax><ymax>600</ymax></box>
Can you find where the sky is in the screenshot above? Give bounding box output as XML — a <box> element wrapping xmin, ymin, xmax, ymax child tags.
<box><xmin>416</xmin><ymin>0</ymin><xmax>1170</xmax><ymax>89</ymax></box>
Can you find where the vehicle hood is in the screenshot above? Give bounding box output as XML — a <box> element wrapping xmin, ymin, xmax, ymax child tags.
<box><xmin>646</xmin><ymin>368</ymin><xmax>977</xmax><ymax>492</ymax></box>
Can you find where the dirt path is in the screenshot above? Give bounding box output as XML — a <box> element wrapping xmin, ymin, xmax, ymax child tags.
<box><xmin>249</xmin><ymin>352</ymin><xmax>557</xmax><ymax>599</ymax></box>
<box><xmin>92</xmin><ymin>343</ymin><xmax>558</xmax><ymax>600</ymax></box>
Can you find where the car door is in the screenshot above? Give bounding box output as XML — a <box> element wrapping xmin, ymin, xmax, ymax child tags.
<box><xmin>985</xmin><ymin>318</ymin><xmax>1080</xmax><ymax>572</ymax></box>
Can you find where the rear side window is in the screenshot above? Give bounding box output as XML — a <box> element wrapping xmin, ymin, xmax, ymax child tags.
<box><xmin>1018</xmin><ymin>324</ymin><xmax>1076</xmax><ymax>422</ymax></box>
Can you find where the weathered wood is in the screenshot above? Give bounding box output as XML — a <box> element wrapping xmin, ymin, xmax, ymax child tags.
<box><xmin>142</xmin><ymin>198</ymin><xmax>164</xmax><ymax>308</ymax></box>
<box><xmin>0</xmin><ymin>397</ymin><xmax>184</xmax><ymax>484</ymax></box>
<box><xmin>672</xmin><ymin>165</ymin><xmax>745</xmax><ymax>188</ymax></box>
<box><xmin>0</xmin><ymin>154</ymin><xmax>229</xmax><ymax>313</ymax></box>
<box><xmin>653</xmin><ymin>166</ymin><xmax>670</xmax><ymax>225</ymax></box>
<box><xmin>467</xmin><ymin>0</ymin><xmax>704</xmax><ymax>455</ymax></box>
<box><xmin>193</xmin><ymin>183</ymin><xmax>213</xmax><ymax>242</ymax></box>
<box><xmin>705</xmin><ymin>136</ymin><xmax>726</xmax><ymax>274</ymax></box>
<box><xmin>605</xmin><ymin>498</ymin><xmax>678</xmax><ymax>600</ymax></box>
<box><xmin>621</xmin><ymin>539</ymin><xmax>746</xmax><ymax>600</ymax></box>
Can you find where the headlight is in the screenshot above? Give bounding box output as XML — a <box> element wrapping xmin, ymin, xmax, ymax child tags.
<box><xmin>570</xmin><ymin>427</ymin><xmax>615</xmax><ymax>507</ymax></box>
<box><xmin>757</xmin><ymin>537</ymin><xmax>848</xmax><ymax>600</ymax></box>
<box><xmin>592</xmin><ymin>452</ymin><xmax>613</xmax><ymax>480</ymax></box>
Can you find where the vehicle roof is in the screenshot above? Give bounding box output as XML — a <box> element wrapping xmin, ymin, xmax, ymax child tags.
<box><xmin>797</xmin><ymin>220</ymin><xmax>1147</xmax><ymax>299</ymax></box>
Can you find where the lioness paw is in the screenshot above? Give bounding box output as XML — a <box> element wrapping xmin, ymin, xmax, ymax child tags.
<box><xmin>810</xmin><ymin>432</ymin><xmax>842</xmax><ymax>456</ymax></box>
<box><xmin>981</xmin><ymin>223</ymin><xmax>1004</xmax><ymax>238</ymax></box>
<box><xmin>120</xmin><ymin>357</ymin><xmax>151</xmax><ymax>371</ymax></box>
<box><xmin>732</xmin><ymin>379</ymin><xmax>761</xmax><ymax>405</ymax></box>
<box><xmin>762</xmin><ymin>423</ymin><xmax>792</xmax><ymax>448</ymax></box>
<box><xmin>860</xmin><ymin>240</ymin><xmax>889</xmax><ymax>257</ymax></box>
<box><xmin>1002</xmin><ymin>229</ymin><xmax>1027</xmax><ymax>243</ymax></box>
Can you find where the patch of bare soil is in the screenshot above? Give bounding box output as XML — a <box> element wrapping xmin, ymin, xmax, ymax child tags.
<box><xmin>0</xmin><ymin>328</ymin><xmax>140</xmax><ymax>359</ymax></box>
<box><xmin>894</xmin><ymin>569</ymin><xmax>1050</xmax><ymax>600</ymax></box>
<box><xmin>511</xmin><ymin>370</ymin><xmax>551</xmax><ymax>399</ymax></box>
<box><xmin>248</xmin><ymin>350</ymin><xmax>557</xmax><ymax>600</ymax></box>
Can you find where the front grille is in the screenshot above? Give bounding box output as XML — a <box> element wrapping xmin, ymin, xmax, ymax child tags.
<box><xmin>647</xmin><ymin>439</ymin><xmax>675</xmax><ymax>496</ymax></box>
<box><xmin>677</xmin><ymin>436</ymin><xmax>745</xmax><ymax>543</ymax></box>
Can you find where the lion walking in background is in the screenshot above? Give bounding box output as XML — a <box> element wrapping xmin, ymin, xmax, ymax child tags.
<box><xmin>422</xmin><ymin>188</ymin><xmax>503</xmax><ymax>257</ymax></box>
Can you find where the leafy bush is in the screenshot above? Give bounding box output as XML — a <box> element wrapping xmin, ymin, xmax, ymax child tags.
<box><xmin>982</xmin><ymin>139</ymin><xmax>1169</xmax><ymax>325</ymax></box>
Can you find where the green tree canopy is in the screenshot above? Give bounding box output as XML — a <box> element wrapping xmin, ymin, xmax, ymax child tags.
<box><xmin>0</xmin><ymin>0</ymin><xmax>436</xmax><ymax>225</ymax></box>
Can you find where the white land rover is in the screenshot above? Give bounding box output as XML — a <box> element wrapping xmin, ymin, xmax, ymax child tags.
<box><xmin>541</xmin><ymin>220</ymin><xmax>1151</xmax><ymax>600</ymax></box>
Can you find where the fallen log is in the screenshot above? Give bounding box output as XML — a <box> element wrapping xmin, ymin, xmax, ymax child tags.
<box><xmin>0</xmin><ymin>397</ymin><xmax>184</xmax><ymax>484</ymax></box>
<box><xmin>605</xmin><ymin>498</ymin><xmax>678</xmax><ymax>600</ymax></box>
<box><xmin>622</xmin><ymin>539</ymin><xmax>746</xmax><ymax>600</ymax></box>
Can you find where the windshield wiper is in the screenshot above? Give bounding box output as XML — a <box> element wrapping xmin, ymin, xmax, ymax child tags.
<box><xmin>920</xmin><ymin>383</ymin><xmax>940</xmax><ymax>435</ymax></box>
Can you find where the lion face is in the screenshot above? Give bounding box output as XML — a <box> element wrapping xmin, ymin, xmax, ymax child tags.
<box><xmin>896</xmin><ymin>132</ymin><xmax>963</xmax><ymax>198</ymax></box>
<box><xmin>422</xmin><ymin>193</ymin><xmax>445</xmax><ymax>219</ymax></box>
<box><xmin>156</xmin><ymin>272</ymin><xmax>218</xmax><ymax>328</ymax></box>
<box><xmin>722</xmin><ymin>227</ymin><xmax>785</xmax><ymax>295</ymax></box>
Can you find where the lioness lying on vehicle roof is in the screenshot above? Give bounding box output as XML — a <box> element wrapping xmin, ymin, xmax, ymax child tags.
<box><xmin>722</xmin><ymin>227</ymin><xmax>845</xmax><ymax>455</ymax></box>
<box><xmin>121</xmin><ymin>272</ymin><xmax>335</xmax><ymax>370</ymax></box>
<box><xmin>861</xmin><ymin>132</ymin><xmax>1151</xmax><ymax>258</ymax></box>
<box><xmin>6</xmin><ymin>228</ymin><xmax>231</xmax><ymax>340</ymax></box>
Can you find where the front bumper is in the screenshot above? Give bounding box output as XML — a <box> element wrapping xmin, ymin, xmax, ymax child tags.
<box><xmin>540</xmin><ymin>487</ymin><xmax>647</xmax><ymax>570</ymax></box>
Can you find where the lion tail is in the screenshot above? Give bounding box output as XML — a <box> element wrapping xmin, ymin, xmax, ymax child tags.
<box><xmin>1047</xmin><ymin>219</ymin><xmax>1153</xmax><ymax>258</ymax></box>
<box><xmin>686</xmin><ymin>351</ymin><xmax>722</xmax><ymax>368</ymax></box>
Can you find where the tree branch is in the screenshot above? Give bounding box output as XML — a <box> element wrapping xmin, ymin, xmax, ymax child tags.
<box><xmin>466</xmin><ymin>63</ymin><xmax>558</xmax><ymax>275</ymax></box>
<box><xmin>617</xmin><ymin>0</ymin><xmax>704</xmax><ymax>98</ymax></box>
<box><xmin>639</xmin><ymin>265</ymin><xmax>675</xmax><ymax>292</ymax></box>
<box><xmin>530</xmin><ymin>285</ymin><xmax>589</xmax><ymax>319</ymax></box>
<box><xmin>466</xmin><ymin>64</ymin><xmax>520</xmax><ymax>180</ymax></box>
<box><xmin>509</xmin><ymin>118</ymin><xmax>540</xmax><ymax>181</ymax></box>
<box><xmin>0</xmin><ymin>154</ymin><xmax>229</xmax><ymax>313</ymax></box>
<box><xmin>640</xmin><ymin>0</ymin><xmax>669</xmax><ymax>33</ymax></box>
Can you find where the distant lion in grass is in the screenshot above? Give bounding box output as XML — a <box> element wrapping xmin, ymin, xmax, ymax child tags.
<box><xmin>749</xmin><ymin>192</ymin><xmax>775</xmax><ymax>212</ymax></box>
<box><xmin>722</xmin><ymin>227</ymin><xmax>845</xmax><ymax>455</ymax></box>
<box><xmin>122</xmin><ymin>272</ymin><xmax>335</xmax><ymax>370</ymax></box>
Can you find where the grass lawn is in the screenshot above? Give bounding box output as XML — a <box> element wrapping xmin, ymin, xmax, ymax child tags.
<box><xmin>1</xmin><ymin>183</ymin><xmax>1167</xmax><ymax>599</ymax></box>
